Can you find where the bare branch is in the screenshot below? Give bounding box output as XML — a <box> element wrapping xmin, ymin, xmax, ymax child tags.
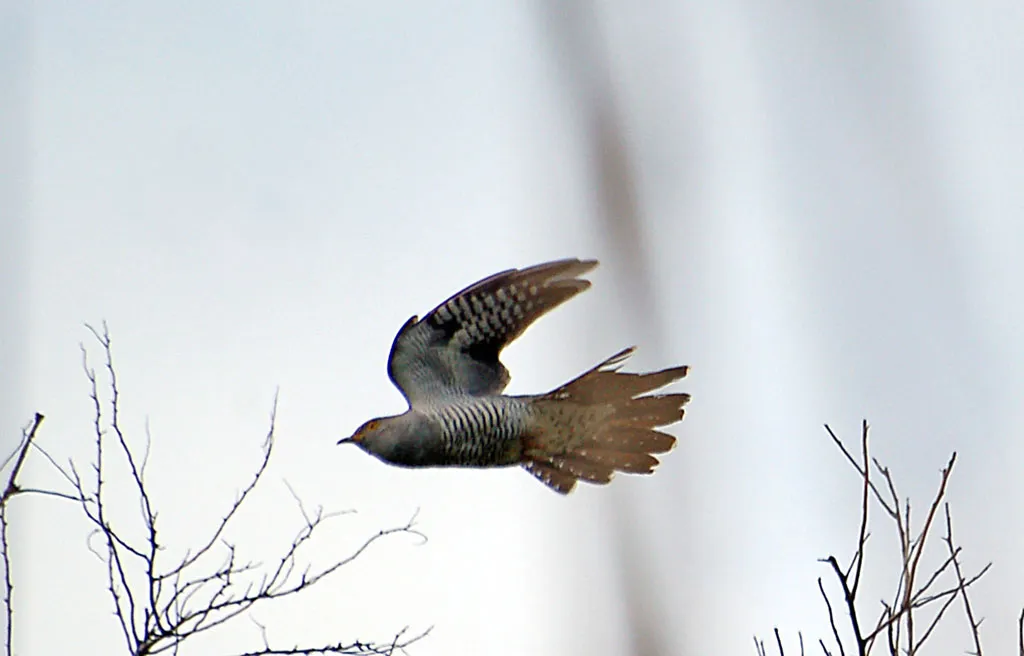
<box><xmin>794</xmin><ymin>423</ymin><xmax>992</xmax><ymax>656</ymax></box>
<box><xmin>0</xmin><ymin>326</ymin><xmax>431</xmax><ymax>655</ymax></box>
<box><xmin>905</xmin><ymin>453</ymin><xmax>957</xmax><ymax>647</ymax></box>
<box><xmin>824</xmin><ymin>424</ymin><xmax>894</xmax><ymax>517</ymax></box>
<box><xmin>1018</xmin><ymin>608</ymin><xmax>1023</xmax><ymax>656</ymax></box>
<box><xmin>1</xmin><ymin>414</ymin><xmax>44</xmax><ymax>500</ymax></box>
<box><xmin>160</xmin><ymin>394</ymin><xmax>279</xmax><ymax>581</ymax></box>
<box><xmin>1</xmin><ymin>413</ymin><xmax>45</xmax><ymax>656</ymax></box>
<box><xmin>823</xmin><ymin>556</ymin><xmax>863</xmax><ymax>655</ymax></box>
<box><xmin>850</xmin><ymin>421</ymin><xmax>870</xmax><ymax>598</ymax></box>
<box><xmin>943</xmin><ymin>504</ymin><xmax>986</xmax><ymax>656</ymax></box>
<box><xmin>818</xmin><ymin>576</ymin><xmax>846</xmax><ymax>656</ymax></box>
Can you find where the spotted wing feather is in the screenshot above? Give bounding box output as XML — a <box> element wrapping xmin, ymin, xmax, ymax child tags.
<box><xmin>387</xmin><ymin>258</ymin><xmax>599</xmax><ymax>405</ymax></box>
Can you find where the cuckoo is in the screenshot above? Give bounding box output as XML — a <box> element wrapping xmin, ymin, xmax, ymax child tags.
<box><xmin>338</xmin><ymin>258</ymin><xmax>689</xmax><ymax>494</ymax></box>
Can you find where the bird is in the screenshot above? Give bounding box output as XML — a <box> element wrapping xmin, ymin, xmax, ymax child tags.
<box><xmin>338</xmin><ymin>258</ymin><xmax>689</xmax><ymax>494</ymax></box>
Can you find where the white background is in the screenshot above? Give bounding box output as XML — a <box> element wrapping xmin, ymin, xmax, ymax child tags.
<box><xmin>3</xmin><ymin>2</ymin><xmax>1024</xmax><ymax>654</ymax></box>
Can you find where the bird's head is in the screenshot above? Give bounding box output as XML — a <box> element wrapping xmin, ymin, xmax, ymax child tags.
<box><xmin>338</xmin><ymin>414</ymin><xmax>422</xmax><ymax>465</ymax></box>
<box><xmin>339</xmin><ymin>416</ymin><xmax>391</xmax><ymax>449</ymax></box>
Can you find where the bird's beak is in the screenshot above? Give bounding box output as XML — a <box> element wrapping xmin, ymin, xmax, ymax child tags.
<box><xmin>338</xmin><ymin>433</ymin><xmax>362</xmax><ymax>445</ymax></box>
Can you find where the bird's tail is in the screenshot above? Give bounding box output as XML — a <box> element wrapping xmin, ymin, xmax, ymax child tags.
<box><xmin>522</xmin><ymin>348</ymin><xmax>689</xmax><ymax>494</ymax></box>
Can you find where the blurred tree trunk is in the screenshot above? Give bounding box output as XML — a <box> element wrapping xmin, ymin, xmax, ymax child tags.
<box><xmin>537</xmin><ymin>4</ymin><xmax>677</xmax><ymax>654</ymax></box>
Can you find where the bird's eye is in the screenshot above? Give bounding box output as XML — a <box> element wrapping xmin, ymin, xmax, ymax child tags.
<box><xmin>364</xmin><ymin>420</ymin><xmax>379</xmax><ymax>432</ymax></box>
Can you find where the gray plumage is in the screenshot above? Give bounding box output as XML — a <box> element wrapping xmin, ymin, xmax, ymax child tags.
<box><xmin>339</xmin><ymin>258</ymin><xmax>689</xmax><ymax>494</ymax></box>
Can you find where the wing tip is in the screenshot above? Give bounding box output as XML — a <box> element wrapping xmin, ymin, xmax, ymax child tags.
<box><xmin>517</xmin><ymin>258</ymin><xmax>599</xmax><ymax>283</ymax></box>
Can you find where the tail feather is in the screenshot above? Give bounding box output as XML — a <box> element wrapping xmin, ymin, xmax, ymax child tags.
<box><xmin>522</xmin><ymin>348</ymin><xmax>689</xmax><ymax>494</ymax></box>
<box><xmin>523</xmin><ymin>460</ymin><xmax>579</xmax><ymax>494</ymax></box>
<box><xmin>591</xmin><ymin>426</ymin><xmax>677</xmax><ymax>454</ymax></box>
<box><xmin>571</xmin><ymin>449</ymin><xmax>659</xmax><ymax>474</ymax></box>
<box><xmin>613</xmin><ymin>394</ymin><xmax>691</xmax><ymax>427</ymax></box>
<box><xmin>550</xmin><ymin>347</ymin><xmax>689</xmax><ymax>404</ymax></box>
<box><xmin>551</xmin><ymin>456</ymin><xmax>616</xmax><ymax>484</ymax></box>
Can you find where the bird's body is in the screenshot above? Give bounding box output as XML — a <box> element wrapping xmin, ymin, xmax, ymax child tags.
<box><xmin>373</xmin><ymin>396</ymin><xmax>531</xmax><ymax>468</ymax></box>
<box><xmin>339</xmin><ymin>258</ymin><xmax>689</xmax><ymax>494</ymax></box>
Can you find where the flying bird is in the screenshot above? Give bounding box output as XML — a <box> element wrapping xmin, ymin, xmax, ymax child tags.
<box><xmin>338</xmin><ymin>258</ymin><xmax>689</xmax><ymax>494</ymax></box>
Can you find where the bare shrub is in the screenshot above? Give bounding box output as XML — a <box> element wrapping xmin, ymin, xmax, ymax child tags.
<box><xmin>756</xmin><ymin>421</ymin><xmax>993</xmax><ymax>656</ymax></box>
<box><xmin>1</xmin><ymin>323</ymin><xmax>428</xmax><ymax>655</ymax></box>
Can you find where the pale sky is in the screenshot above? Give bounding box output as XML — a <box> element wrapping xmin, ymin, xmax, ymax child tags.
<box><xmin>4</xmin><ymin>2</ymin><xmax>1024</xmax><ymax>655</ymax></box>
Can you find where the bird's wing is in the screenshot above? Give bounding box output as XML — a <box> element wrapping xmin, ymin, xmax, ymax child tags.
<box><xmin>387</xmin><ymin>258</ymin><xmax>599</xmax><ymax>405</ymax></box>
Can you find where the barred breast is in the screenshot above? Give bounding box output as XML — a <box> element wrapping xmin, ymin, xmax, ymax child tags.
<box><xmin>429</xmin><ymin>396</ymin><xmax>532</xmax><ymax>467</ymax></box>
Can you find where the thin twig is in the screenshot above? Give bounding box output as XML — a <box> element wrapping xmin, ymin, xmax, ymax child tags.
<box><xmin>1</xmin><ymin>414</ymin><xmax>44</xmax><ymax>500</ymax></box>
<box><xmin>850</xmin><ymin>421</ymin><xmax>870</xmax><ymax>598</ymax></box>
<box><xmin>818</xmin><ymin>577</ymin><xmax>846</xmax><ymax>656</ymax></box>
<box><xmin>824</xmin><ymin>556</ymin><xmax>863</xmax><ymax>656</ymax></box>
<box><xmin>824</xmin><ymin>424</ymin><xmax>894</xmax><ymax>516</ymax></box>
<box><xmin>160</xmin><ymin>394</ymin><xmax>279</xmax><ymax>581</ymax></box>
<box><xmin>943</xmin><ymin>504</ymin><xmax>985</xmax><ymax>656</ymax></box>
<box><xmin>1</xmin><ymin>413</ymin><xmax>45</xmax><ymax>656</ymax></box>
<box><xmin>1017</xmin><ymin>608</ymin><xmax>1023</xmax><ymax>656</ymax></box>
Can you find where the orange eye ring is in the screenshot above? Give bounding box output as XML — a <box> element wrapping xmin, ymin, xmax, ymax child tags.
<box><xmin>344</xmin><ymin>419</ymin><xmax>380</xmax><ymax>445</ymax></box>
